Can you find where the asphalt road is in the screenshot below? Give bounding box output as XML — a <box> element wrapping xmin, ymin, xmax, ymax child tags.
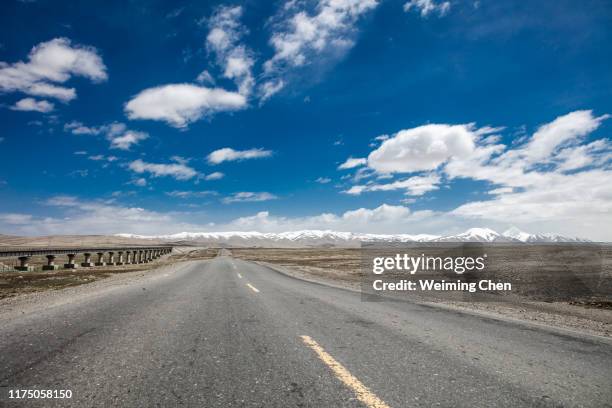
<box><xmin>0</xmin><ymin>256</ymin><xmax>611</xmax><ymax>407</ymax></box>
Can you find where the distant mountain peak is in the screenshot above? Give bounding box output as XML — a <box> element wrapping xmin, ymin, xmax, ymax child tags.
<box><xmin>433</xmin><ymin>227</ymin><xmax>510</xmax><ymax>243</ymax></box>
<box><xmin>114</xmin><ymin>227</ymin><xmax>592</xmax><ymax>246</ymax></box>
<box><xmin>502</xmin><ymin>226</ymin><xmax>532</xmax><ymax>242</ymax></box>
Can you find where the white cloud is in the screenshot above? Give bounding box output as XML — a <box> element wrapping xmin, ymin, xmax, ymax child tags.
<box><xmin>451</xmin><ymin>170</ymin><xmax>612</xmax><ymax>240</ymax></box>
<box><xmin>88</xmin><ymin>154</ymin><xmax>117</xmax><ymax>162</ymax></box>
<box><xmin>125</xmin><ymin>83</ymin><xmax>246</xmax><ymax>128</ymax></box>
<box><xmin>64</xmin><ymin>121</ymin><xmax>148</xmax><ymax>151</ymax></box>
<box><xmin>0</xmin><ymin>197</ymin><xmax>441</xmax><ymax>236</ymax></box>
<box><xmin>345</xmin><ymin>174</ymin><xmax>440</xmax><ymax>196</ymax></box>
<box><xmin>443</xmin><ymin>113</ymin><xmax>612</xmax><ymax>228</ymax></box>
<box><xmin>204</xmin><ymin>171</ymin><xmax>224</xmax><ymax>180</ymax></box>
<box><xmin>166</xmin><ymin>190</ymin><xmax>217</xmax><ymax>198</ymax></box>
<box><xmin>166</xmin><ymin>6</ymin><xmax>185</xmax><ymax>19</ymax></box>
<box><xmin>488</xmin><ymin>187</ymin><xmax>513</xmax><ymax>195</ymax></box>
<box><xmin>0</xmin><ymin>38</ymin><xmax>107</xmax><ymax>102</ymax></box>
<box><xmin>110</xmin><ymin>130</ymin><xmax>148</xmax><ymax>151</ymax></box>
<box><xmin>225</xmin><ymin>203</ymin><xmax>437</xmax><ymax>234</ymax></box>
<box><xmin>351</xmin><ymin>166</ymin><xmax>376</xmax><ymax>181</ymax></box>
<box><xmin>315</xmin><ymin>177</ymin><xmax>332</xmax><ymax>184</ymax></box>
<box><xmin>555</xmin><ymin>139</ymin><xmax>610</xmax><ymax>171</ymax></box>
<box><xmin>128</xmin><ymin>159</ymin><xmax>198</xmax><ymax>180</ymax></box>
<box><xmin>64</xmin><ymin>120</ymin><xmax>103</xmax><ymax>135</ymax></box>
<box><xmin>207</xmin><ymin>147</ymin><xmax>273</xmax><ymax>164</ymax></box>
<box><xmin>342</xmin><ymin>203</ymin><xmax>412</xmax><ymax>223</ymax></box>
<box><xmin>443</xmin><ymin>111</ymin><xmax>610</xmax><ymax>187</ymax></box>
<box><xmin>196</xmin><ymin>70</ymin><xmax>215</xmax><ymax>85</ymax></box>
<box><xmin>259</xmin><ymin>79</ymin><xmax>285</xmax><ymax>102</ymax></box>
<box><xmin>265</xmin><ymin>0</ymin><xmax>379</xmax><ymax>71</ymax></box>
<box><xmin>340</xmin><ymin>109</ymin><xmax>612</xmax><ymax>240</ymax></box>
<box><xmin>367</xmin><ymin>124</ymin><xmax>476</xmax><ymax>173</ymax></box>
<box><xmin>131</xmin><ymin>178</ymin><xmax>147</xmax><ymax>187</ymax></box>
<box><xmin>0</xmin><ymin>196</ymin><xmax>199</xmax><ymax>236</ymax></box>
<box><xmin>169</xmin><ymin>155</ymin><xmax>190</xmax><ymax>165</ymax></box>
<box><xmin>10</xmin><ymin>97</ymin><xmax>54</xmax><ymax>112</ymax></box>
<box><xmin>5</xmin><ymin>187</ymin><xmax>610</xmax><ymax>239</ymax></box>
<box><xmin>0</xmin><ymin>213</ymin><xmax>34</xmax><ymax>225</ymax></box>
<box><xmin>338</xmin><ymin>157</ymin><xmax>367</xmax><ymax>169</ymax></box>
<box><xmin>25</xmin><ymin>82</ymin><xmax>76</xmax><ymax>101</ymax></box>
<box><xmin>502</xmin><ymin>110</ymin><xmax>610</xmax><ymax>167</ymax></box>
<box><xmin>68</xmin><ymin>169</ymin><xmax>89</xmax><ymax>178</ymax></box>
<box><xmin>261</xmin><ymin>0</ymin><xmax>379</xmax><ymax>98</ymax></box>
<box><xmin>206</xmin><ymin>5</ymin><xmax>255</xmax><ymax>96</ymax></box>
<box><xmin>223</xmin><ymin>192</ymin><xmax>278</xmax><ymax>203</ymax></box>
<box><xmin>403</xmin><ymin>0</ymin><xmax>451</xmax><ymax>17</ymax></box>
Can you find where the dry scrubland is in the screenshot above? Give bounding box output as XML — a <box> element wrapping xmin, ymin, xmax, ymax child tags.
<box><xmin>232</xmin><ymin>247</ymin><xmax>363</xmax><ymax>280</ymax></box>
<box><xmin>0</xmin><ymin>247</ymin><xmax>218</xmax><ymax>299</ymax></box>
<box><xmin>231</xmin><ymin>246</ymin><xmax>612</xmax><ymax>303</ymax></box>
<box><xmin>232</xmin><ymin>247</ymin><xmax>612</xmax><ymax>337</ymax></box>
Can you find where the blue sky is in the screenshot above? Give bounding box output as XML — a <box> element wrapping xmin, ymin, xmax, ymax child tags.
<box><xmin>0</xmin><ymin>0</ymin><xmax>611</xmax><ymax>239</ymax></box>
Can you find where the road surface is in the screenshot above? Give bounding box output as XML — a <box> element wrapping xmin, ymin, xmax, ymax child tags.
<box><xmin>0</xmin><ymin>256</ymin><xmax>611</xmax><ymax>407</ymax></box>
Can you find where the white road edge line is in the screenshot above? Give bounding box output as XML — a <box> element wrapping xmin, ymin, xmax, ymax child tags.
<box><xmin>301</xmin><ymin>335</ymin><xmax>390</xmax><ymax>408</ymax></box>
<box><xmin>246</xmin><ymin>283</ymin><xmax>259</xmax><ymax>293</ymax></box>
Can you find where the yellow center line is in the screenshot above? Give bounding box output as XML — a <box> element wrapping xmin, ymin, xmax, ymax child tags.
<box><xmin>237</xmin><ymin>272</ymin><xmax>243</xmax><ymax>279</ymax></box>
<box><xmin>301</xmin><ymin>335</ymin><xmax>391</xmax><ymax>408</ymax></box>
<box><xmin>246</xmin><ymin>283</ymin><xmax>260</xmax><ymax>293</ymax></box>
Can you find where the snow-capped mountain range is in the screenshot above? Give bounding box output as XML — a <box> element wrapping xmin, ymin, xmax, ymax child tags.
<box><xmin>115</xmin><ymin>227</ymin><xmax>592</xmax><ymax>247</ymax></box>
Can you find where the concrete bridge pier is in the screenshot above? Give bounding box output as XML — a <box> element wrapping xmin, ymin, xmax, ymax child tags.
<box><xmin>64</xmin><ymin>254</ymin><xmax>78</xmax><ymax>269</ymax></box>
<box><xmin>82</xmin><ymin>253</ymin><xmax>94</xmax><ymax>267</ymax></box>
<box><xmin>15</xmin><ymin>256</ymin><xmax>33</xmax><ymax>272</ymax></box>
<box><xmin>107</xmin><ymin>252</ymin><xmax>116</xmax><ymax>266</ymax></box>
<box><xmin>116</xmin><ymin>251</ymin><xmax>124</xmax><ymax>265</ymax></box>
<box><xmin>43</xmin><ymin>255</ymin><xmax>59</xmax><ymax>270</ymax></box>
<box><xmin>95</xmin><ymin>252</ymin><xmax>106</xmax><ymax>266</ymax></box>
